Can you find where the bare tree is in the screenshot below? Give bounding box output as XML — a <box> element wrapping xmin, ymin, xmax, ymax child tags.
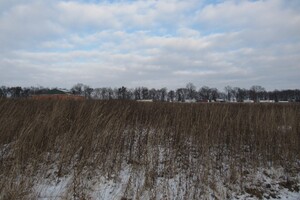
<box><xmin>235</xmin><ymin>87</ymin><xmax>248</xmax><ymax>102</ymax></box>
<box><xmin>118</xmin><ymin>86</ymin><xmax>128</xmax><ymax>100</ymax></box>
<box><xmin>250</xmin><ymin>85</ymin><xmax>265</xmax><ymax>102</ymax></box>
<box><xmin>167</xmin><ymin>90</ymin><xmax>175</xmax><ymax>102</ymax></box>
<box><xmin>199</xmin><ymin>86</ymin><xmax>211</xmax><ymax>101</ymax></box>
<box><xmin>176</xmin><ymin>88</ymin><xmax>187</xmax><ymax>102</ymax></box>
<box><xmin>210</xmin><ymin>88</ymin><xmax>219</xmax><ymax>101</ymax></box>
<box><xmin>186</xmin><ymin>82</ymin><xmax>197</xmax><ymax>100</ymax></box>
<box><xmin>10</xmin><ymin>87</ymin><xmax>23</xmax><ymax>98</ymax></box>
<box><xmin>134</xmin><ymin>87</ymin><xmax>142</xmax><ymax>100</ymax></box>
<box><xmin>141</xmin><ymin>87</ymin><xmax>149</xmax><ymax>100</ymax></box>
<box><xmin>83</xmin><ymin>85</ymin><xmax>93</xmax><ymax>99</ymax></box>
<box><xmin>224</xmin><ymin>85</ymin><xmax>233</xmax><ymax>101</ymax></box>
<box><xmin>0</xmin><ymin>86</ymin><xmax>8</xmax><ymax>98</ymax></box>
<box><xmin>71</xmin><ymin>83</ymin><xmax>84</xmax><ymax>95</ymax></box>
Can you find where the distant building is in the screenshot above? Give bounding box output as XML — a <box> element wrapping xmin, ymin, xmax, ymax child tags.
<box><xmin>136</xmin><ymin>99</ymin><xmax>153</xmax><ymax>102</ymax></box>
<box><xmin>259</xmin><ymin>100</ymin><xmax>275</xmax><ymax>103</ymax></box>
<box><xmin>185</xmin><ymin>99</ymin><xmax>196</xmax><ymax>103</ymax></box>
<box><xmin>243</xmin><ymin>99</ymin><xmax>254</xmax><ymax>103</ymax></box>
<box><xmin>278</xmin><ymin>101</ymin><xmax>289</xmax><ymax>103</ymax></box>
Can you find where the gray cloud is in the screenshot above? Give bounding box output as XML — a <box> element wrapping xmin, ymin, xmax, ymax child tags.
<box><xmin>0</xmin><ymin>0</ymin><xmax>299</xmax><ymax>90</ymax></box>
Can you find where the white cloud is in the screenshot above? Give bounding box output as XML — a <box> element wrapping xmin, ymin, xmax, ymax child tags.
<box><xmin>0</xmin><ymin>0</ymin><xmax>299</xmax><ymax>90</ymax></box>
<box><xmin>56</xmin><ymin>0</ymin><xmax>197</xmax><ymax>30</ymax></box>
<box><xmin>0</xmin><ymin>1</ymin><xmax>65</xmax><ymax>51</ymax></box>
<box><xmin>196</xmin><ymin>0</ymin><xmax>300</xmax><ymax>40</ymax></box>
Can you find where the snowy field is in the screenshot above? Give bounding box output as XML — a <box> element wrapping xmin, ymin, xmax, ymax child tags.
<box><xmin>30</xmin><ymin>145</ymin><xmax>300</xmax><ymax>200</ymax></box>
<box><xmin>1</xmin><ymin>101</ymin><xmax>299</xmax><ymax>199</ymax></box>
<box><xmin>33</xmin><ymin>163</ymin><xmax>300</xmax><ymax>200</ymax></box>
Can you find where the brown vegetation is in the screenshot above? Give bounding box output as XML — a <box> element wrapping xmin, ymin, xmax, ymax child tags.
<box><xmin>0</xmin><ymin>99</ymin><xmax>299</xmax><ymax>199</ymax></box>
<box><xmin>30</xmin><ymin>94</ymin><xmax>85</xmax><ymax>101</ymax></box>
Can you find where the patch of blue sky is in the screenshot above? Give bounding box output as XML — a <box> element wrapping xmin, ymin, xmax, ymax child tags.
<box><xmin>75</xmin><ymin>0</ymin><xmax>141</xmax><ymax>5</ymax></box>
<box><xmin>203</xmin><ymin>0</ymin><xmax>223</xmax><ymax>5</ymax></box>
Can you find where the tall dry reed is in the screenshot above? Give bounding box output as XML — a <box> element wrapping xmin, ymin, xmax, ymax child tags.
<box><xmin>0</xmin><ymin>99</ymin><xmax>299</xmax><ymax>198</ymax></box>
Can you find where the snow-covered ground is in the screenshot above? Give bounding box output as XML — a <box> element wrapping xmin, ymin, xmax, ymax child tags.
<box><xmin>31</xmin><ymin>149</ymin><xmax>300</xmax><ymax>200</ymax></box>
<box><xmin>33</xmin><ymin>165</ymin><xmax>300</xmax><ymax>200</ymax></box>
<box><xmin>1</xmin><ymin>130</ymin><xmax>299</xmax><ymax>200</ymax></box>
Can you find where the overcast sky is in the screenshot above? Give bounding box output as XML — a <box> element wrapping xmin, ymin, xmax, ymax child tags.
<box><xmin>0</xmin><ymin>0</ymin><xmax>300</xmax><ymax>90</ymax></box>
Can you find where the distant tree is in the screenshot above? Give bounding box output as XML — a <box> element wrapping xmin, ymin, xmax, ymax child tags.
<box><xmin>250</xmin><ymin>85</ymin><xmax>265</xmax><ymax>102</ymax></box>
<box><xmin>167</xmin><ymin>90</ymin><xmax>175</xmax><ymax>102</ymax></box>
<box><xmin>176</xmin><ymin>88</ymin><xmax>187</xmax><ymax>102</ymax></box>
<box><xmin>149</xmin><ymin>88</ymin><xmax>157</xmax><ymax>101</ymax></box>
<box><xmin>83</xmin><ymin>85</ymin><xmax>93</xmax><ymax>99</ymax></box>
<box><xmin>230</xmin><ymin>87</ymin><xmax>238</xmax><ymax>101</ymax></box>
<box><xmin>210</xmin><ymin>88</ymin><xmax>219</xmax><ymax>101</ymax></box>
<box><xmin>71</xmin><ymin>83</ymin><xmax>84</xmax><ymax>95</ymax></box>
<box><xmin>0</xmin><ymin>86</ymin><xmax>8</xmax><ymax>98</ymax></box>
<box><xmin>0</xmin><ymin>87</ymin><xmax>3</xmax><ymax>98</ymax></box>
<box><xmin>10</xmin><ymin>87</ymin><xmax>23</xmax><ymax>98</ymax></box>
<box><xmin>127</xmin><ymin>88</ymin><xmax>134</xmax><ymax>100</ymax></box>
<box><xmin>71</xmin><ymin>83</ymin><xmax>93</xmax><ymax>98</ymax></box>
<box><xmin>141</xmin><ymin>87</ymin><xmax>149</xmax><ymax>99</ymax></box>
<box><xmin>235</xmin><ymin>87</ymin><xmax>247</xmax><ymax>102</ymax></box>
<box><xmin>294</xmin><ymin>89</ymin><xmax>300</xmax><ymax>101</ymax></box>
<box><xmin>110</xmin><ymin>88</ymin><xmax>117</xmax><ymax>99</ymax></box>
<box><xmin>107</xmin><ymin>88</ymin><xmax>114</xmax><ymax>99</ymax></box>
<box><xmin>186</xmin><ymin>83</ymin><xmax>197</xmax><ymax>100</ymax></box>
<box><xmin>1</xmin><ymin>84</ymin><xmax>300</xmax><ymax>103</ymax></box>
<box><xmin>224</xmin><ymin>85</ymin><xmax>233</xmax><ymax>101</ymax></box>
<box><xmin>218</xmin><ymin>91</ymin><xmax>227</xmax><ymax>100</ymax></box>
<box><xmin>134</xmin><ymin>87</ymin><xmax>142</xmax><ymax>100</ymax></box>
<box><xmin>199</xmin><ymin>86</ymin><xmax>211</xmax><ymax>101</ymax></box>
<box><xmin>92</xmin><ymin>88</ymin><xmax>102</xmax><ymax>99</ymax></box>
<box><xmin>97</xmin><ymin>87</ymin><xmax>112</xmax><ymax>99</ymax></box>
<box><xmin>21</xmin><ymin>88</ymin><xmax>30</xmax><ymax>98</ymax></box>
<box><xmin>118</xmin><ymin>86</ymin><xmax>127</xmax><ymax>100</ymax></box>
<box><xmin>99</xmin><ymin>88</ymin><xmax>107</xmax><ymax>99</ymax></box>
<box><xmin>159</xmin><ymin>87</ymin><xmax>167</xmax><ymax>102</ymax></box>
<box><xmin>29</xmin><ymin>86</ymin><xmax>46</xmax><ymax>96</ymax></box>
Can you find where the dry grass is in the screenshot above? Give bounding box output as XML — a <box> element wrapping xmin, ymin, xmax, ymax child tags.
<box><xmin>0</xmin><ymin>99</ymin><xmax>299</xmax><ymax>199</ymax></box>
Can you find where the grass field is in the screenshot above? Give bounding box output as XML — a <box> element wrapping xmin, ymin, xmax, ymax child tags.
<box><xmin>0</xmin><ymin>99</ymin><xmax>299</xmax><ymax>199</ymax></box>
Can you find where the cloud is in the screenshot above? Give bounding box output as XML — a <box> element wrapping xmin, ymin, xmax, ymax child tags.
<box><xmin>0</xmin><ymin>0</ymin><xmax>65</xmax><ymax>51</ymax></box>
<box><xmin>0</xmin><ymin>0</ymin><xmax>299</xmax><ymax>90</ymax></box>
<box><xmin>57</xmin><ymin>0</ymin><xmax>197</xmax><ymax>30</ymax></box>
<box><xmin>196</xmin><ymin>0</ymin><xmax>300</xmax><ymax>41</ymax></box>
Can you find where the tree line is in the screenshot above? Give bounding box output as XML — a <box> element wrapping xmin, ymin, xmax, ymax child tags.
<box><xmin>1</xmin><ymin>83</ymin><xmax>300</xmax><ymax>102</ymax></box>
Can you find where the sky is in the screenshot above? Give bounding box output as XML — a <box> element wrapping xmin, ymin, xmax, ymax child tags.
<box><xmin>0</xmin><ymin>0</ymin><xmax>300</xmax><ymax>91</ymax></box>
